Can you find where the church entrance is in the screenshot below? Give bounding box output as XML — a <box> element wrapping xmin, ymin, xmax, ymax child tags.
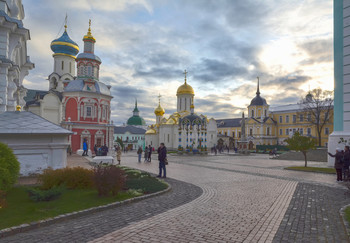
<box><xmin>96</xmin><ymin>138</ymin><xmax>102</xmax><ymax>147</ymax></box>
<box><xmin>248</xmin><ymin>141</ymin><xmax>254</xmax><ymax>150</ymax></box>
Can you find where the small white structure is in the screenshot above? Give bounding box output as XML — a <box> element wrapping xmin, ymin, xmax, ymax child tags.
<box><xmin>0</xmin><ymin>111</ymin><xmax>72</xmax><ymax>175</ymax></box>
<box><xmin>92</xmin><ymin>156</ymin><xmax>114</xmax><ymax>165</ymax></box>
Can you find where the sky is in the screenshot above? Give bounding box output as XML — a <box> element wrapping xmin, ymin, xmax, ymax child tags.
<box><xmin>22</xmin><ymin>0</ymin><xmax>333</xmax><ymax>125</ymax></box>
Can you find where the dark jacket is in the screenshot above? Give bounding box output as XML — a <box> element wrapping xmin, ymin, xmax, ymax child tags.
<box><xmin>329</xmin><ymin>151</ymin><xmax>344</xmax><ymax>169</ymax></box>
<box><xmin>158</xmin><ymin>146</ymin><xmax>167</xmax><ymax>162</ymax></box>
<box><xmin>344</xmin><ymin>150</ymin><xmax>350</xmax><ymax>167</ymax></box>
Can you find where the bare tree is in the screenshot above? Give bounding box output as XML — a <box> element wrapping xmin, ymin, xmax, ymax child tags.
<box><xmin>298</xmin><ymin>88</ymin><xmax>333</xmax><ymax>147</ymax></box>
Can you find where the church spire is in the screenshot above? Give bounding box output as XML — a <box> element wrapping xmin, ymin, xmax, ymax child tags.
<box><xmin>256</xmin><ymin>77</ymin><xmax>260</xmax><ymax>96</ymax></box>
<box><xmin>184</xmin><ymin>69</ymin><xmax>187</xmax><ymax>84</ymax></box>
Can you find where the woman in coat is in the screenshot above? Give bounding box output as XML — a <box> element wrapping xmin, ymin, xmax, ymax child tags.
<box><xmin>116</xmin><ymin>146</ymin><xmax>122</xmax><ymax>165</ymax></box>
<box><xmin>328</xmin><ymin>148</ymin><xmax>344</xmax><ymax>181</ymax></box>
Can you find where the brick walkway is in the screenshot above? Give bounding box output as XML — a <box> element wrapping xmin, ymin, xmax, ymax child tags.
<box><xmin>4</xmin><ymin>153</ymin><xmax>350</xmax><ymax>242</ymax></box>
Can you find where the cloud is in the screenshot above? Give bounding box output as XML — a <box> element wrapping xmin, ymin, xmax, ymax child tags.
<box><xmin>298</xmin><ymin>38</ymin><xmax>333</xmax><ymax>65</ymax></box>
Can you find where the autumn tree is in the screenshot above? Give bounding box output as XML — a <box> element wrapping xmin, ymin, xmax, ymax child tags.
<box><xmin>285</xmin><ymin>132</ymin><xmax>316</xmax><ymax>167</ymax></box>
<box><xmin>299</xmin><ymin>88</ymin><xmax>333</xmax><ymax>147</ymax></box>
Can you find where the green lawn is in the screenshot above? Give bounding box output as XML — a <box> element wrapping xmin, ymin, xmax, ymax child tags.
<box><xmin>284</xmin><ymin>166</ymin><xmax>336</xmax><ymax>174</ymax></box>
<box><xmin>0</xmin><ymin>170</ymin><xmax>168</xmax><ymax>230</ymax></box>
<box><xmin>344</xmin><ymin>207</ymin><xmax>350</xmax><ymax>230</ymax></box>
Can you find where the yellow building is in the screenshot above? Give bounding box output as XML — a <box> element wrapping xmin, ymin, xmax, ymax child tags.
<box><xmin>217</xmin><ymin>80</ymin><xmax>333</xmax><ymax>149</ymax></box>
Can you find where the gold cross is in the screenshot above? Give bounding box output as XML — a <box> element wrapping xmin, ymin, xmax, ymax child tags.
<box><xmin>183</xmin><ymin>70</ymin><xmax>187</xmax><ymax>83</ymax></box>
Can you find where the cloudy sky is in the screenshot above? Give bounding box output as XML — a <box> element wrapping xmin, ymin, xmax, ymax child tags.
<box><xmin>22</xmin><ymin>0</ymin><xmax>333</xmax><ymax>125</ymax></box>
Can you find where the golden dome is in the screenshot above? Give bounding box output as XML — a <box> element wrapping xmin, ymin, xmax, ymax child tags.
<box><xmin>83</xmin><ymin>19</ymin><xmax>96</xmax><ymax>42</ymax></box>
<box><xmin>177</xmin><ymin>82</ymin><xmax>194</xmax><ymax>95</ymax></box>
<box><xmin>154</xmin><ymin>103</ymin><xmax>165</xmax><ymax>116</ymax></box>
<box><xmin>145</xmin><ymin>128</ymin><xmax>157</xmax><ymax>135</ymax></box>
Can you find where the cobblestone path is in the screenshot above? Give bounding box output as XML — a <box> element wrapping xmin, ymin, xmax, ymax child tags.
<box><xmin>3</xmin><ymin>154</ymin><xmax>350</xmax><ymax>242</ymax></box>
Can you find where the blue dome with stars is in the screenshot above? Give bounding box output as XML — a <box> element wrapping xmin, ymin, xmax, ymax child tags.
<box><xmin>50</xmin><ymin>30</ymin><xmax>79</xmax><ymax>57</ymax></box>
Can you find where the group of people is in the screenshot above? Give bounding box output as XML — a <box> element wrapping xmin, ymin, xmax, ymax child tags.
<box><xmin>93</xmin><ymin>144</ymin><xmax>109</xmax><ymax>156</ymax></box>
<box><xmin>328</xmin><ymin>146</ymin><xmax>350</xmax><ymax>181</ymax></box>
<box><xmin>138</xmin><ymin>145</ymin><xmax>153</xmax><ymax>163</ymax></box>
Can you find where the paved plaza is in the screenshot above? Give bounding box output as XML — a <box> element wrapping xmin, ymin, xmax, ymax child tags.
<box><xmin>2</xmin><ymin>153</ymin><xmax>350</xmax><ymax>242</ymax></box>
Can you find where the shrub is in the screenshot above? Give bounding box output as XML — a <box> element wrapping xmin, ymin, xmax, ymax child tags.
<box><xmin>0</xmin><ymin>142</ymin><xmax>20</xmax><ymax>191</ymax></box>
<box><xmin>26</xmin><ymin>187</ymin><xmax>62</xmax><ymax>202</ymax></box>
<box><xmin>93</xmin><ymin>164</ymin><xmax>126</xmax><ymax>197</ymax></box>
<box><xmin>38</xmin><ymin>167</ymin><xmax>94</xmax><ymax>190</ymax></box>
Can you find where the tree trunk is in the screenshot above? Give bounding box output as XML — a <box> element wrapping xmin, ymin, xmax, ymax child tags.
<box><xmin>303</xmin><ymin>151</ymin><xmax>308</xmax><ymax>167</ymax></box>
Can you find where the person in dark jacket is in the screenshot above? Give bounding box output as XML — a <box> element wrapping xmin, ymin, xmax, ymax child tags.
<box><xmin>148</xmin><ymin>145</ymin><xmax>152</xmax><ymax>162</ymax></box>
<box><xmin>137</xmin><ymin>146</ymin><xmax>143</xmax><ymax>163</ymax></box>
<box><xmin>343</xmin><ymin>146</ymin><xmax>350</xmax><ymax>181</ymax></box>
<box><xmin>157</xmin><ymin>143</ymin><xmax>167</xmax><ymax>178</ymax></box>
<box><xmin>328</xmin><ymin>148</ymin><xmax>344</xmax><ymax>181</ymax></box>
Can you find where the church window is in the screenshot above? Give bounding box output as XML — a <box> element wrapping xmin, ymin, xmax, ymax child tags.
<box><xmin>86</xmin><ymin>106</ymin><xmax>92</xmax><ymax>117</ymax></box>
<box><xmin>325</xmin><ymin>127</ymin><xmax>329</xmax><ymax>135</ymax></box>
<box><xmin>293</xmin><ymin>115</ymin><xmax>296</xmax><ymax>123</ymax></box>
<box><xmin>251</xmin><ymin>110</ymin><xmax>254</xmax><ymax>118</ymax></box>
<box><xmin>279</xmin><ymin>129</ymin><xmax>282</xmax><ymax>135</ymax></box>
<box><xmin>61</xmin><ymin>61</ymin><xmax>64</xmax><ymax>70</ymax></box>
<box><xmin>286</xmin><ymin>115</ymin><xmax>289</xmax><ymax>123</ymax></box>
<box><xmin>87</xmin><ymin>66</ymin><xmax>92</xmax><ymax>76</ymax></box>
<box><xmin>249</xmin><ymin>129</ymin><xmax>253</xmax><ymax>136</ymax></box>
<box><xmin>79</xmin><ymin>66</ymin><xmax>84</xmax><ymax>76</ymax></box>
<box><xmin>300</xmin><ymin>114</ymin><xmax>304</xmax><ymax>122</ymax></box>
<box><xmin>279</xmin><ymin>116</ymin><xmax>282</xmax><ymax>123</ymax></box>
<box><xmin>267</xmin><ymin>127</ymin><xmax>270</xmax><ymax>135</ymax></box>
<box><xmin>264</xmin><ymin>109</ymin><xmax>267</xmax><ymax>117</ymax></box>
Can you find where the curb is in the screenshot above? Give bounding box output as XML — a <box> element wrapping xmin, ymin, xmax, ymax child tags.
<box><xmin>340</xmin><ymin>203</ymin><xmax>350</xmax><ymax>237</ymax></box>
<box><xmin>0</xmin><ymin>180</ymin><xmax>171</xmax><ymax>239</ymax></box>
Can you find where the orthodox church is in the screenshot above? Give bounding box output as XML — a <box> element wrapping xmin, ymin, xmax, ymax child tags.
<box><xmin>126</xmin><ymin>100</ymin><xmax>146</xmax><ymax>127</ymax></box>
<box><xmin>25</xmin><ymin>20</ymin><xmax>114</xmax><ymax>153</ymax></box>
<box><xmin>145</xmin><ymin>71</ymin><xmax>217</xmax><ymax>151</ymax></box>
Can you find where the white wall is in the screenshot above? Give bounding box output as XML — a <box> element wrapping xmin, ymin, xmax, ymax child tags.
<box><xmin>0</xmin><ymin>134</ymin><xmax>69</xmax><ymax>175</ymax></box>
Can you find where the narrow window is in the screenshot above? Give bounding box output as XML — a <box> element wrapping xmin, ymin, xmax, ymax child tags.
<box><xmin>307</xmin><ymin>128</ymin><xmax>311</xmax><ymax>135</ymax></box>
<box><xmin>279</xmin><ymin>116</ymin><xmax>283</xmax><ymax>123</ymax></box>
<box><xmin>286</xmin><ymin>129</ymin><xmax>289</xmax><ymax>135</ymax></box>
<box><xmin>61</xmin><ymin>61</ymin><xmax>64</xmax><ymax>70</ymax></box>
<box><xmin>325</xmin><ymin>127</ymin><xmax>329</xmax><ymax>135</ymax></box>
<box><xmin>279</xmin><ymin>129</ymin><xmax>282</xmax><ymax>135</ymax></box>
<box><xmin>267</xmin><ymin>127</ymin><xmax>270</xmax><ymax>135</ymax></box>
<box><xmin>286</xmin><ymin>115</ymin><xmax>289</xmax><ymax>123</ymax></box>
<box><xmin>70</xmin><ymin>62</ymin><xmax>72</xmax><ymax>73</ymax></box>
<box><xmin>264</xmin><ymin>110</ymin><xmax>267</xmax><ymax>117</ymax></box>
<box><xmin>300</xmin><ymin>128</ymin><xmax>304</xmax><ymax>135</ymax></box>
<box><xmin>293</xmin><ymin>115</ymin><xmax>296</xmax><ymax>123</ymax></box>
<box><xmin>250</xmin><ymin>129</ymin><xmax>253</xmax><ymax>136</ymax></box>
<box><xmin>86</xmin><ymin>106</ymin><xmax>92</xmax><ymax>117</ymax></box>
<box><xmin>299</xmin><ymin>114</ymin><xmax>304</xmax><ymax>122</ymax></box>
<box><xmin>251</xmin><ymin>110</ymin><xmax>254</xmax><ymax>118</ymax></box>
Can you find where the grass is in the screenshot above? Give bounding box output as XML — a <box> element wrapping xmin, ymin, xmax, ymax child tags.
<box><xmin>344</xmin><ymin>207</ymin><xmax>350</xmax><ymax>228</ymax></box>
<box><xmin>0</xmin><ymin>169</ymin><xmax>168</xmax><ymax>230</ymax></box>
<box><xmin>284</xmin><ymin>166</ymin><xmax>336</xmax><ymax>174</ymax></box>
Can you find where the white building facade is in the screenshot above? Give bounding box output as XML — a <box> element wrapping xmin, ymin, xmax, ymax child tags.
<box><xmin>145</xmin><ymin>72</ymin><xmax>217</xmax><ymax>151</ymax></box>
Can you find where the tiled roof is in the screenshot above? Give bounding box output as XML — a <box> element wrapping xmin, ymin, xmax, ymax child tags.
<box><xmin>216</xmin><ymin>118</ymin><xmax>241</xmax><ymax>128</ymax></box>
<box><xmin>0</xmin><ymin>111</ymin><xmax>72</xmax><ymax>134</ymax></box>
<box><xmin>114</xmin><ymin>125</ymin><xmax>146</xmax><ymax>134</ymax></box>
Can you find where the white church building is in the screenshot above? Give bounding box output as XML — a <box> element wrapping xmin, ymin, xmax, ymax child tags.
<box><xmin>145</xmin><ymin>71</ymin><xmax>217</xmax><ymax>151</ymax></box>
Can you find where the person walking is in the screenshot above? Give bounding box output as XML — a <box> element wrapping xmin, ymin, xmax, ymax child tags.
<box><xmin>157</xmin><ymin>143</ymin><xmax>167</xmax><ymax>178</ymax></box>
<box><xmin>148</xmin><ymin>145</ymin><xmax>152</xmax><ymax>162</ymax></box>
<box><xmin>116</xmin><ymin>146</ymin><xmax>122</xmax><ymax>165</ymax></box>
<box><xmin>82</xmin><ymin>139</ymin><xmax>88</xmax><ymax>156</ymax></box>
<box><xmin>343</xmin><ymin>146</ymin><xmax>350</xmax><ymax>181</ymax></box>
<box><xmin>137</xmin><ymin>146</ymin><xmax>143</xmax><ymax>163</ymax></box>
<box><xmin>144</xmin><ymin>146</ymin><xmax>149</xmax><ymax>162</ymax></box>
<box><xmin>328</xmin><ymin>148</ymin><xmax>344</xmax><ymax>181</ymax></box>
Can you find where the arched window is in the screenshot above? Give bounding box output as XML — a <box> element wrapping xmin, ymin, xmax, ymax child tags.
<box><xmin>251</xmin><ymin>109</ymin><xmax>254</xmax><ymax>118</ymax></box>
<box><xmin>264</xmin><ymin>109</ymin><xmax>267</xmax><ymax>117</ymax></box>
<box><xmin>267</xmin><ymin>127</ymin><xmax>270</xmax><ymax>135</ymax></box>
<box><xmin>87</xmin><ymin>66</ymin><xmax>92</xmax><ymax>76</ymax></box>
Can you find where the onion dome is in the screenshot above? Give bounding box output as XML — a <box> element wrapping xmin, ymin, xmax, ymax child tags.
<box><xmin>127</xmin><ymin>100</ymin><xmax>146</xmax><ymax>126</ymax></box>
<box><xmin>154</xmin><ymin>103</ymin><xmax>165</xmax><ymax>116</ymax></box>
<box><xmin>177</xmin><ymin>70</ymin><xmax>194</xmax><ymax>95</ymax></box>
<box><xmin>50</xmin><ymin>27</ymin><xmax>79</xmax><ymax>57</ymax></box>
<box><xmin>83</xmin><ymin>19</ymin><xmax>96</xmax><ymax>43</ymax></box>
<box><xmin>249</xmin><ymin>77</ymin><xmax>267</xmax><ymax>106</ymax></box>
<box><xmin>127</xmin><ymin>116</ymin><xmax>146</xmax><ymax>126</ymax></box>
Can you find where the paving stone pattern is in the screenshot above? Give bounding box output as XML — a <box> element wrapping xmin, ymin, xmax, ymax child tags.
<box><xmin>3</xmin><ymin>153</ymin><xmax>350</xmax><ymax>242</ymax></box>
<box><xmin>273</xmin><ymin>183</ymin><xmax>350</xmax><ymax>243</ymax></box>
<box><xmin>1</xmin><ymin>178</ymin><xmax>202</xmax><ymax>243</ymax></box>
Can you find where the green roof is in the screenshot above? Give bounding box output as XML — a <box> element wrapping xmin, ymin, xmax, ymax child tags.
<box><xmin>127</xmin><ymin>115</ymin><xmax>146</xmax><ymax>126</ymax></box>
